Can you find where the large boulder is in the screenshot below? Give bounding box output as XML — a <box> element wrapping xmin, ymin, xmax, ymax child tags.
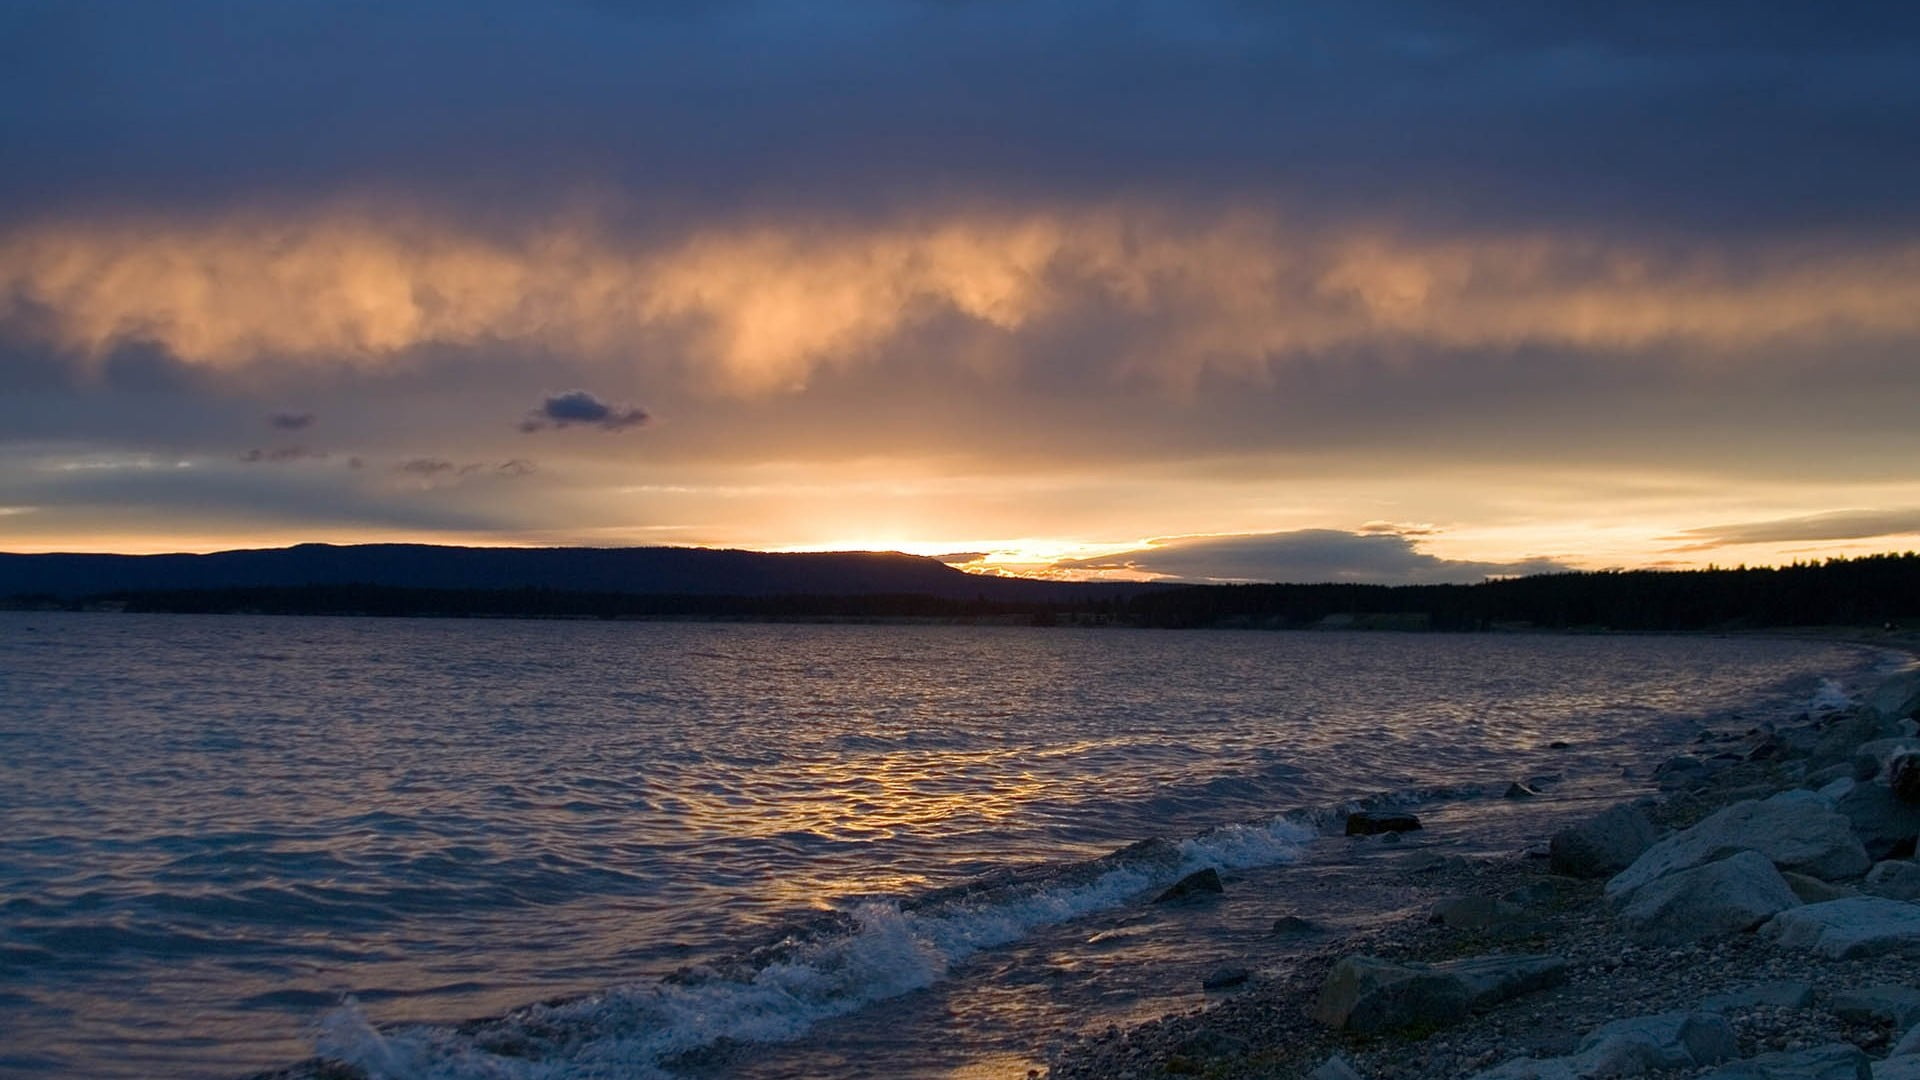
<box><xmin>1812</xmin><ymin>710</ymin><xmax>1904</xmax><ymax>772</ymax></box>
<box><xmin>1346</xmin><ymin>811</ymin><xmax>1422</xmax><ymax>835</ymax></box>
<box><xmin>1854</xmin><ymin>738</ymin><xmax>1920</xmax><ymax>781</ymax></box>
<box><xmin>1550</xmin><ymin>803</ymin><xmax>1662</xmax><ymax>879</ymax></box>
<box><xmin>1866</xmin><ymin>860</ymin><xmax>1920</xmax><ymax>901</ymax></box>
<box><xmin>1869</xmin><ymin>669</ymin><xmax>1920</xmax><ymax>724</ymax></box>
<box><xmin>1312</xmin><ymin>953</ymin><xmax>1566</xmax><ymax>1033</ymax></box>
<box><xmin>1617</xmin><ymin>851</ymin><xmax>1803</xmax><ymax>944</ymax></box>
<box><xmin>1308</xmin><ymin>1054</ymin><xmax>1365</xmax><ymax>1080</ymax></box>
<box><xmin>1573</xmin><ymin>1011</ymin><xmax>1740</xmax><ymax>1073</ymax></box>
<box><xmin>1153</xmin><ymin>867</ymin><xmax>1224</xmax><ymax>904</ymax></box>
<box><xmin>1825</xmin><ymin>778</ymin><xmax>1920</xmax><ymax>860</ymax></box>
<box><xmin>1763</xmin><ymin>897</ymin><xmax>1920</xmax><ymax>959</ymax></box>
<box><xmin>1701</xmin><ymin>1043</ymin><xmax>1871</xmax><ymax>1080</ymax></box>
<box><xmin>1877</xmin><ymin>1057</ymin><xmax>1920</xmax><ymax>1080</ymax></box>
<box><xmin>1606</xmin><ymin>791</ymin><xmax>1871</xmax><ymax>904</ymax></box>
<box><xmin>1831</xmin><ymin>985</ymin><xmax>1920</xmax><ymax>1029</ymax></box>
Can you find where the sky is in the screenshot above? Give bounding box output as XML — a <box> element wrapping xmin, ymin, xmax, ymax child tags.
<box><xmin>3</xmin><ymin>1</ymin><xmax>1920</xmax><ymax>584</ymax></box>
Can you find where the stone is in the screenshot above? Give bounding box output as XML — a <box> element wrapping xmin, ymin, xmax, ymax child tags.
<box><xmin>1153</xmin><ymin>867</ymin><xmax>1223</xmax><ymax>904</ymax></box>
<box><xmin>1201</xmin><ymin>966</ymin><xmax>1250</xmax><ymax>990</ymax></box>
<box><xmin>1431</xmin><ymin>895</ymin><xmax>1531</xmax><ymax>932</ymax></box>
<box><xmin>1876</xmin><ymin>1057</ymin><xmax>1920</xmax><ymax>1080</ymax></box>
<box><xmin>1309</xmin><ymin>1054</ymin><xmax>1365</xmax><ymax>1080</ymax></box>
<box><xmin>1272</xmin><ymin>915</ymin><xmax>1323</xmax><ymax>936</ymax></box>
<box><xmin>1656</xmin><ymin>754</ymin><xmax>1710</xmax><ymax>790</ymax></box>
<box><xmin>1812</xmin><ymin>711</ymin><xmax>1903</xmax><ymax>772</ymax></box>
<box><xmin>1605</xmin><ymin>791</ymin><xmax>1872</xmax><ymax>904</ymax></box>
<box><xmin>1702</xmin><ymin>1043</ymin><xmax>1871</xmax><ymax>1080</ymax></box>
<box><xmin>1617</xmin><ymin>851</ymin><xmax>1803</xmax><ymax>944</ymax></box>
<box><xmin>1895</xmin><ymin>754</ymin><xmax>1920</xmax><ymax>804</ymax></box>
<box><xmin>1782</xmin><ymin>871</ymin><xmax>1859</xmax><ymax>904</ymax></box>
<box><xmin>1573</xmin><ymin>1011</ymin><xmax>1740</xmax><ymax>1073</ymax></box>
<box><xmin>1893</xmin><ymin>1021</ymin><xmax>1920</xmax><ymax>1057</ymax></box>
<box><xmin>1346</xmin><ymin>811</ymin><xmax>1422</xmax><ymax>836</ymax></box>
<box><xmin>1505</xmin><ymin>782</ymin><xmax>1540</xmax><ymax>799</ymax></box>
<box><xmin>1312</xmin><ymin>953</ymin><xmax>1567</xmax><ymax>1033</ymax></box>
<box><xmin>1829</xmin><ymin>779</ymin><xmax>1920</xmax><ymax>860</ymax></box>
<box><xmin>1763</xmin><ymin>897</ymin><xmax>1920</xmax><ymax>959</ymax></box>
<box><xmin>1173</xmin><ymin>1028</ymin><xmax>1249</xmax><ymax>1060</ymax></box>
<box><xmin>1831</xmin><ymin>985</ymin><xmax>1920</xmax><ymax>1028</ymax></box>
<box><xmin>1854</xmin><ymin>739</ymin><xmax>1920</xmax><ymax>781</ymax></box>
<box><xmin>1870</xmin><ymin>669</ymin><xmax>1920</xmax><ymax>723</ymax></box>
<box><xmin>1550</xmin><ymin>803</ymin><xmax>1662</xmax><ymax>880</ymax></box>
<box><xmin>1700</xmin><ymin>982</ymin><xmax>1816</xmax><ymax>1011</ymax></box>
<box><xmin>1866</xmin><ymin>860</ymin><xmax>1920</xmax><ymax>901</ymax></box>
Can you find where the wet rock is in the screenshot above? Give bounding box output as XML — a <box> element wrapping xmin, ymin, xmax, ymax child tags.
<box><xmin>1605</xmin><ymin>791</ymin><xmax>1871</xmax><ymax>904</ymax></box>
<box><xmin>1346</xmin><ymin>811</ymin><xmax>1422</xmax><ymax>836</ymax></box>
<box><xmin>1312</xmin><ymin>952</ymin><xmax>1566</xmax><ymax>1033</ymax></box>
<box><xmin>1617</xmin><ymin>850</ymin><xmax>1803</xmax><ymax>944</ymax></box>
<box><xmin>1826</xmin><ymin>778</ymin><xmax>1920</xmax><ymax>860</ymax></box>
<box><xmin>1549</xmin><ymin>802</ymin><xmax>1661</xmax><ymax>880</ymax></box>
<box><xmin>1865</xmin><ymin>860</ymin><xmax>1920</xmax><ymax>901</ymax></box>
<box><xmin>1505</xmin><ymin>782</ymin><xmax>1540</xmax><ymax>799</ymax></box>
<box><xmin>1656</xmin><ymin>754</ymin><xmax>1710</xmax><ymax>790</ymax></box>
<box><xmin>1701</xmin><ymin>1042</ymin><xmax>1871</xmax><ymax>1080</ymax></box>
<box><xmin>1201</xmin><ymin>966</ymin><xmax>1250</xmax><ymax>990</ymax></box>
<box><xmin>1271</xmin><ymin>915</ymin><xmax>1322</xmax><ymax>936</ymax></box>
<box><xmin>1831</xmin><ymin>985</ymin><xmax>1920</xmax><ymax>1028</ymax></box>
<box><xmin>1700</xmin><ymin>982</ymin><xmax>1816</xmax><ymax>1011</ymax></box>
<box><xmin>1764</xmin><ymin>896</ymin><xmax>1920</xmax><ymax>959</ymax></box>
<box><xmin>1153</xmin><ymin>868</ymin><xmax>1224</xmax><ymax>904</ymax></box>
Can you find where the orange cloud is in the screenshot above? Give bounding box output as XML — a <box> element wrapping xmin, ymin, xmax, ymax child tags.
<box><xmin>5</xmin><ymin>201</ymin><xmax>1920</xmax><ymax>393</ymax></box>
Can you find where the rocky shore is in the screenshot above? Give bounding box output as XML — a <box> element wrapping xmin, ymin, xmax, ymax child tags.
<box><xmin>1047</xmin><ymin>661</ymin><xmax>1920</xmax><ymax>1080</ymax></box>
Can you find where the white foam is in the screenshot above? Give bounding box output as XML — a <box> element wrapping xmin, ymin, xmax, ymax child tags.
<box><xmin>314</xmin><ymin>817</ymin><xmax>1313</xmax><ymax>1078</ymax></box>
<box><xmin>1809</xmin><ymin>677</ymin><xmax>1855</xmax><ymax>714</ymax></box>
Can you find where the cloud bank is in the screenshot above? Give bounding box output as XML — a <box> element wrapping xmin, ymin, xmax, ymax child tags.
<box><xmin>1056</xmin><ymin>529</ymin><xmax>1572</xmax><ymax>585</ymax></box>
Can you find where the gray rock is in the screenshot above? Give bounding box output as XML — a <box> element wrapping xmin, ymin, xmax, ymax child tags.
<box><xmin>1807</xmin><ymin>763</ymin><xmax>1858</xmax><ymax>789</ymax></box>
<box><xmin>1656</xmin><ymin>754</ymin><xmax>1710</xmax><ymax>790</ymax></box>
<box><xmin>1854</xmin><ymin>738</ymin><xmax>1920</xmax><ymax>780</ymax></box>
<box><xmin>1700</xmin><ymin>981</ymin><xmax>1816</xmax><ymax>1011</ymax></box>
<box><xmin>1870</xmin><ymin>670</ymin><xmax>1920</xmax><ymax>723</ymax></box>
<box><xmin>1813</xmin><ymin>711</ymin><xmax>1903</xmax><ymax>772</ymax></box>
<box><xmin>1312</xmin><ymin>952</ymin><xmax>1567</xmax><ymax>1033</ymax></box>
<box><xmin>1346</xmin><ymin>811</ymin><xmax>1422</xmax><ymax>835</ymax></box>
<box><xmin>1550</xmin><ymin>803</ymin><xmax>1662</xmax><ymax>880</ymax></box>
<box><xmin>1866</xmin><ymin>860</ymin><xmax>1920</xmax><ymax>901</ymax></box>
<box><xmin>1764</xmin><ymin>897</ymin><xmax>1920</xmax><ymax>958</ymax></box>
<box><xmin>1831</xmin><ymin>985</ymin><xmax>1920</xmax><ymax>1028</ymax></box>
<box><xmin>1894</xmin><ymin>1021</ymin><xmax>1920</xmax><ymax>1057</ymax></box>
<box><xmin>1173</xmin><ymin>1028</ymin><xmax>1249</xmax><ymax>1060</ymax></box>
<box><xmin>1153</xmin><ymin>867</ymin><xmax>1223</xmax><ymax>904</ymax></box>
<box><xmin>1202</xmin><ymin>966</ymin><xmax>1250</xmax><ymax>990</ymax></box>
<box><xmin>1895</xmin><ymin>753</ymin><xmax>1920</xmax><ymax>805</ymax></box>
<box><xmin>1572</xmin><ymin>1011</ymin><xmax>1740</xmax><ymax>1073</ymax></box>
<box><xmin>1309</xmin><ymin>1053</ymin><xmax>1365</xmax><ymax>1080</ymax></box>
<box><xmin>1606</xmin><ymin>791</ymin><xmax>1872</xmax><ymax>904</ymax></box>
<box><xmin>1272</xmin><ymin>915</ymin><xmax>1323</xmax><ymax>936</ymax></box>
<box><xmin>1782</xmin><ymin>871</ymin><xmax>1859</xmax><ymax>904</ymax></box>
<box><xmin>1828</xmin><ymin>779</ymin><xmax>1920</xmax><ymax>860</ymax></box>
<box><xmin>1431</xmin><ymin>895</ymin><xmax>1531</xmax><ymax>932</ymax></box>
<box><xmin>1618</xmin><ymin>851</ymin><xmax>1803</xmax><ymax>944</ymax></box>
<box><xmin>1875</xmin><ymin>1057</ymin><xmax>1920</xmax><ymax>1080</ymax></box>
<box><xmin>1703</xmin><ymin>1043</ymin><xmax>1871</xmax><ymax>1080</ymax></box>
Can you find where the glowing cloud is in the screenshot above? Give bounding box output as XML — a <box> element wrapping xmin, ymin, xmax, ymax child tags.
<box><xmin>5</xmin><ymin>203</ymin><xmax>1920</xmax><ymax>396</ymax></box>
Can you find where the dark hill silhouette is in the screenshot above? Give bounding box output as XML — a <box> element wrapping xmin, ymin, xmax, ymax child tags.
<box><xmin>0</xmin><ymin>543</ymin><xmax>1139</xmax><ymax>604</ymax></box>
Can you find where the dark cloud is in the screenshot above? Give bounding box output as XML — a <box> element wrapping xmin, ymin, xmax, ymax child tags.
<box><xmin>395</xmin><ymin>457</ymin><xmax>539</xmax><ymax>479</ymax></box>
<box><xmin>2</xmin><ymin>2</ymin><xmax>1917</xmax><ymax>233</ymax></box>
<box><xmin>1669</xmin><ymin>510</ymin><xmax>1920</xmax><ymax>551</ymax></box>
<box><xmin>933</xmin><ymin>552</ymin><xmax>988</xmax><ymax>565</ymax></box>
<box><xmin>519</xmin><ymin>390</ymin><xmax>649</xmax><ymax>433</ymax></box>
<box><xmin>268</xmin><ymin>411</ymin><xmax>315</xmax><ymax>430</ymax></box>
<box><xmin>1056</xmin><ymin>529</ymin><xmax>1570</xmax><ymax>585</ymax></box>
<box><xmin>395</xmin><ymin>458</ymin><xmax>457</xmax><ymax>476</ymax></box>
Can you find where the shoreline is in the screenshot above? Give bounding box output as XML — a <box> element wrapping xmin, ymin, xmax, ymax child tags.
<box><xmin>1045</xmin><ymin>658</ymin><xmax>1920</xmax><ymax>1080</ymax></box>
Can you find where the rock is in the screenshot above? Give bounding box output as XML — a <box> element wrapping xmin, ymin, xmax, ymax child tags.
<box><xmin>1572</xmin><ymin>1011</ymin><xmax>1740</xmax><ymax>1073</ymax></box>
<box><xmin>1876</xmin><ymin>1056</ymin><xmax>1920</xmax><ymax>1080</ymax></box>
<box><xmin>1309</xmin><ymin>1054</ymin><xmax>1365</xmax><ymax>1080</ymax></box>
<box><xmin>1502</xmin><ymin>881</ymin><xmax>1560</xmax><ymax>908</ymax></box>
<box><xmin>1870</xmin><ymin>670</ymin><xmax>1920</xmax><ymax>723</ymax></box>
<box><xmin>1550</xmin><ymin>803</ymin><xmax>1662</xmax><ymax>880</ymax></box>
<box><xmin>1828</xmin><ymin>778</ymin><xmax>1920</xmax><ymax>860</ymax></box>
<box><xmin>1431</xmin><ymin>895</ymin><xmax>1531</xmax><ymax>932</ymax></box>
<box><xmin>1854</xmin><ymin>738</ymin><xmax>1920</xmax><ymax>781</ymax></box>
<box><xmin>1701</xmin><ymin>1043</ymin><xmax>1871</xmax><ymax>1080</ymax></box>
<box><xmin>1807</xmin><ymin>763</ymin><xmax>1858</xmax><ymax>789</ymax></box>
<box><xmin>1548</xmin><ymin>740</ymin><xmax>1571</xmax><ymax>749</ymax></box>
<box><xmin>1605</xmin><ymin>791</ymin><xmax>1872</xmax><ymax>904</ymax></box>
<box><xmin>1617</xmin><ymin>850</ymin><xmax>1803</xmax><ymax>944</ymax></box>
<box><xmin>1173</xmin><ymin>1028</ymin><xmax>1249</xmax><ymax>1060</ymax></box>
<box><xmin>1311</xmin><ymin>952</ymin><xmax>1567</xmax><ymax>1033</ymax></box>
<box><xmin>1831</xmin><ymin>985</ymin><xmax>1920</xmax><ymax>1028</ymax></box>
<box><xmin>1201</xmin><ymin>966</ymin><xmax>1250</xmax><ymax>990</ymax></box>
<box><xmin>1272</xmin><ymin>915</ymin><xmax>1323</xmax><ymax>936</ymax></box>
<box><xmin>1153</xmin><ymin>867</ymin><xmax>1223</xmax><ymax>904</ymax></box>
<box><xmin>1346</xmin><ymin>811</ymin><xmax>1422</xmax><ymax>836</ymax></box>
<box><xmin>1764</xmin><ymin>897</ymin><xmax>1920</xmax><ymax>959</ymax></box>
<box><xmin>1782</xmin><ymin>871</ymin><xmax>1860</xmax><ymax>904</ymax></box>
<box><xmin>1700</xmin><ymin>982</ymin><xmax>1816</xmax><ymax>1011</ymax></box>
<box><xmin>1656</xmin><ymin>754</ymin><xmax>1710</xmax><ymax>790</ymax></box>
<box><xmin>1866</xmin><ymin>860</ymin><xmax>1920</xmax><ymax>901</ymax></box>
<box><xmin>1895</xmin><ymin>753</ymin><xmax>1920</xmax><ymax>804</ymax></box>
<box><xmin>1893</xmin><ymin>1021</ymin><xmax>1920</xmax><ymax>1057</ymax></box>
<box><xmin>1505</xmin><ymin>782</ymin><xmax>1540</xmax><ymax>799</ymax></box>
<box><xmin>1812</xmin><ymin>710</ymin><xmax>1902</xmax><ymax>772</ymax></box>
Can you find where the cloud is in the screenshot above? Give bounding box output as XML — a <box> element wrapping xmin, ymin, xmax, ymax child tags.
<box><xmin>6</xmin><ymin>204</ymin><xmax>1920</xmax><ymax>397</ymax></box>
<box><xmin>1055</xmin><ymin>529</ymin><xmax>1571</xmax><ymax>585</ymax></box>
<box><xmin>1668</xmin><ymin>509</ymin><xmax>1920</xmax><ymax>551</ymax></box>
<box><xmin>239</xmin><ymin>446</ymin><xmax>328</xmax><ymax>464</ymax></box>
<box><xmin>394</xmin><ymin>456</ymin><xmax>539</xmax><ymax>484</ymax></box>
<box><xmin>519</xmin><ymin>389</ymin><xmax>649</xmax><ymax>432</ymax></box>
<box><xmin>268</xmin><ymin>411</ymin><xmax>315</xmax><ymax>430</ymax></box>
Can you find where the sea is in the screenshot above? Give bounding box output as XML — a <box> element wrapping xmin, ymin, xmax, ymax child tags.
<box><xmin>0</xmin><ymin>612</ymin><xmax>1901</xmax><ymax>1079</ymax></box>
